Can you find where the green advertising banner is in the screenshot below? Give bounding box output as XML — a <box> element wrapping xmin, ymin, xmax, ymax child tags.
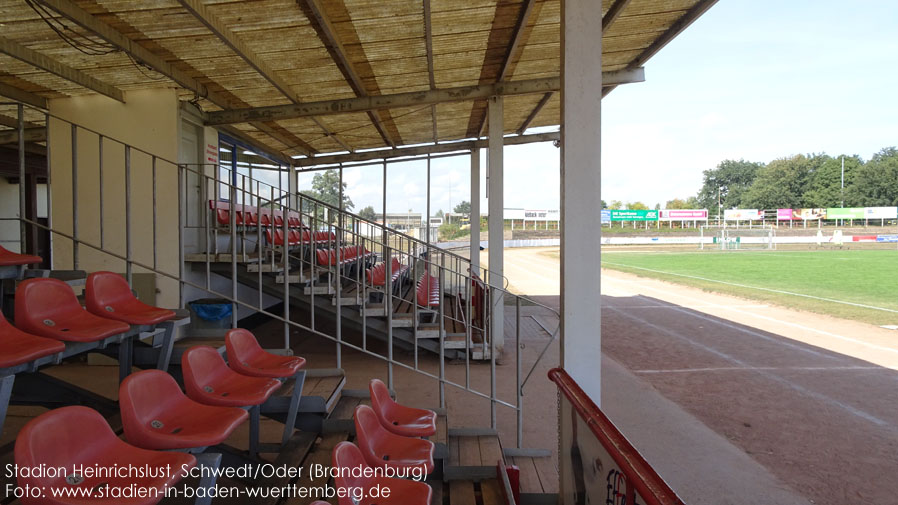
<box><xmin>610</xmin><ymin>209</ymin><xmax>659</xmax><ymax>221</ymax></box>
<box><xmin>826</xmin><ymin>208</ymin><xmax>864</xmax><ymax>219</ymax></box>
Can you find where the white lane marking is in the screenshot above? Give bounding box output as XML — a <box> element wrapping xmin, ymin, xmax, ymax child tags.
<box><xmin>601</xmin><ymin>261</ymin><xmax>898</xmax><ymax>314</ymax></box>
<box><xmin>605</xmin><ymin>304</ymin><xmax>770</xmax><ymax>310</ymax></box>
<box><xmin>603</xmin><ymin>275</ymin><xmax>898</xmax><ymax>356</ymax></box>
<box><xmin>608</xmin><ymin>306</ymin><xmax>890</xmax><ymax>427</ymax></box>
<box><xmin>634</xmin><ymin>366</ymin><xmax>883</xmax><ymax>374</ymax></box>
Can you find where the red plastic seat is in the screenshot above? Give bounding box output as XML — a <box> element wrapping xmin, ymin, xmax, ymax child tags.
<box><xmin>181</xmin><ymin>346</ymin><xmax>281</xmax><ymax>407</ymax></box>
<box><xmin>15</xmin><ymin>278</ymin><xmax>131</xmax><ymax>343</ymax></box>
<box><xmin>416</xmin><ymin>273</ymin><xmax>440</xmax><ymax>308</ymax></box>
<box><xmin>354</xmin><ymin>405</ymin><xmax>435</xmax><ymax>474</ymax></box>
<box><xmin>0</xmin><ymin>244</ymin><xmax>42</xmax><ymax>267</ymax></box>
<box><xmin>369</xmin><ymin>379</ymin><xmax>437</xmax><ymax>437</ymax></box>
<box><xmin>120</xmin><ymin>370</ymin><xmax>247</xmax><ymax>450</ymax></box>
<box><xmin>225</xmin><ymin>328</ymin><xmax>305</xmax><ymax>378</ymax></box>
<box><xmin>85</xmin><ymin>272</ymin><xmax>175</xmax><ymax>326</ymax></box>
<box><xmin>332</xmin><ymin>441</ymin><xmax>432</xmax><ymax>505</ymax></box>
<box><xmin>15</xmin><ymin>406</ymin><xmax>194</xmax><ymax>505</ymax></box>
<box><xmin>0</xmin><ymin>316</ymin><xmax>64</xmax><ymax>368</ymax></box>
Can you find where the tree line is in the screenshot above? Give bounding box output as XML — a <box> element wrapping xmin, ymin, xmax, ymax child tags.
<box><xmin>604</xmin><ymin>147</ymin><xmax>898</xmax><ymax>213</ymax></box>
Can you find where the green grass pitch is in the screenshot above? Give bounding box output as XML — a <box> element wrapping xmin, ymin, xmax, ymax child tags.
<box><xmin>599</xmin><ymin>249</ymin><xmax>898</xmax><ymax>326</ymax></box>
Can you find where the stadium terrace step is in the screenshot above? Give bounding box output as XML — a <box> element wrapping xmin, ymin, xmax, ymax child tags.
<box><xmin>276</xmin><ymin>272</ymin><xmax>308</xmax><ymax>284</ymax></box>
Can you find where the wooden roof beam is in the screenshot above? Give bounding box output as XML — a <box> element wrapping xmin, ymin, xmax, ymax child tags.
<box><xmin>295</xmin><ymin>131</ymin><xmax>559</xmax><ymax>167</ymax></box>
<box><xmin>604</xmin><ymin>0</ymin><xmax>718</xmax><ymax>98</ymax></box>
<box><xmin>0</xmin><ymin>127</ymin><xmax>46</xmax><ymax>145</ymax></box>
<box><xmin>423</xmin><ymin>0</ymin><xmax>437</xmax><ymax>143</ymax></box>
<box><xmin>176</xmin><ymin>0</ymin><xmax>348</xmax><ymax>153</ymax></box>
<box><xmin>206</xmin><ymin>74</ymin><xmax>637</xmax><ymax>126</ymax></box>
<box><xmin>0</xmin><ymin>82</ymin><xmax>48</xmax><ymax>109</ymax></box>
<box><xmin>300</xmin><ymin>0</ymin><xmax>396</xmax><ymax>148</ymax></box>
<box><xmin>498</xmin><ymin>0</ymin><xmax>537</xmax><ymax>83</ymax></box>
<box><xmin>516</xmin><ymin>0</ymin><xmax>636</xmax><ymax>134</ymax></box>
<box><xmin>0</xmin><ymin>36</ymin><xmax>124</xmax><ymax>103</ymax></box>
<box><xmin>602</xmin><ymin>0</ymin><xmax>633</xmax><ymax>32</ymax></box>
<box><xmin>34</xmin><ymin>0</ymin><xmax>307</xmax><ymax>157</ymax></box>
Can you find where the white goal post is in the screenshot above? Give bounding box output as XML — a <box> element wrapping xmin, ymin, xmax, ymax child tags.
<box><xmin>700</xmin><ymin>225</ymin><xmax>776</xmax><ymax>250</ymax></box>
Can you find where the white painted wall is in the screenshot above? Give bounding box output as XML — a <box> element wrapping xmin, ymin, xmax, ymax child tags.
<box><xmin>49</xmin><ymin>88</ymin><xmax>181</xmax><ymax>307</ymax></box>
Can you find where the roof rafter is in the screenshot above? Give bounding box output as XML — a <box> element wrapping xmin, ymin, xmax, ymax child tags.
<box><xmin>423</xmin><ymin>0</ymin><xmax>437</xmax><ymax>143</ymax></box>
<box><xmin>516</xmin><ymin>0</ymin><xmax>638</xmax><ymax>133</ymax></box>
<box><xmin>604</xmin><ymin>0</ymin><xmax>719</xmax><ymax>98</ymax></box>
<box><xmin>0</xmin><ymin>127</ymin><xmax>45</xmax><ymax>144</ymax></box>
<box><xmin>602</xmin><ymin>0</ymin><xmax>633</xmax><ymax>32</ymax></box>
<box><xmin>299</xmin><ymin>0</ymin><xmax>398</xmax><ymax>148</ymax></box>
<box><xmin>476</xmin><ymin>0</ymin><xmax>539</xmax><ymax>138</ymax></box>
<box><xmin>206</xmin><ymin>70</ymin><xmax>643</xmax><ymax>126</ymax></box>
<box><xmin>0</xmin><ymin>82</ymin><xmax>48</xmax><ymax>109</ymax></box>
<box><xmin>176</xmin><ymin>0</ymin><xmax>351</xmax><ymax>153</ymax></box>
<box><xmin>295</xmin><ymin>131</ymin><xmax>559</xmax><ymax>167</ymax></box>
<box><xmin>33</xmin><ymin>0</ymin><xmax>312</xmax><ymax>157</ymax></box>
<box><xmin>0</xmin><ymin>35</ymin><xmax>124</xmax><ymax>103</ymax></box>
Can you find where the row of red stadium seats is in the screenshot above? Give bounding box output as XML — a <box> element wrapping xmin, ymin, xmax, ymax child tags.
<box><xmin>209</xmin><ymin>200</ymin><xmax>304</xmax><ymax>228</ymax></box>
<box><xmin>11</xmin><ymin>324</ymin><xmax>435</xmax><ymax>505</ymax></box>
<box><xmin>316</xmin><ymin>245</ymin><xmax>374</xmax><ymax>266</ymax></box>
<box><xmin>366</xmin><ymin>258</ymin><xmax>410</xmax><ymax>287</ymax></box>
<box><xmin>266</xmin><ymin>229</ymin><xmax>337</xmax><ymax>247</ymax></box>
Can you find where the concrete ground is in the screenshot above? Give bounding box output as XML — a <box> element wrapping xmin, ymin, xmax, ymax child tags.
<box><xmin>482</xmin><ymin>246</ymin><xmax>898</xmax><ymax>505</ymax></box>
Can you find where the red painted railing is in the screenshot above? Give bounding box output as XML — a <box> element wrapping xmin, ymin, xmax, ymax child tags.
<box><xmin>548</xmin><ymin>368</ymin><xmax>685</xmax><ymax>505</ymax></box>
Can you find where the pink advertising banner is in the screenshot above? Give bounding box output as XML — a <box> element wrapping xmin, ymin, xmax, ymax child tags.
<box><xmin>660</xmin><ymin>209</ymin><xmax>708</xmax><ymax>221</ymax></box>
<box><xmin>777</xmin><ymin>208</ymin><xmax>793</xmax><ymax>220</ymax></box>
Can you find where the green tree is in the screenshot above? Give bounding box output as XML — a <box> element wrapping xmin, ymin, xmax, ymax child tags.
<box><xmin>665</xmin><ymin>198</ymin><xmax>688</xmax><ymax>209</ymax></box>
<box><xmin>741</xmin><ymin>154</ymin><xmax>817</xmax><ymax>209</ymax></box>
<box><xmin>627</xmin><ymin>201</ymin><xmax>648</xmax><ymax>210</ymax></box>
<box><xmin>302</xmin><ymin>169</ymin><xmax>354</xmax><ymax>210</ymax></box>
<box><xmin>607</xmin><ymin>200</ymin><xmax>623</xmax><ymax>210</ymax></box>
<box><xmin>435</xmin><ymin>209</ymin><xmax>444</xmax><ymax>218</ymax></box>
<box><xmin>358</xmin><ymin>205</ymin><xmax>377</xmax><ymax>221</ymax></box>
<box><xmin>846</xmin><ymin>147</ymin><xmax>898</xmax><ymax>206</ymax></box>
<box><xmin>803</xmin><ymin>154</ymin><xmax>862</xmax><ymax>207</ymax></box>
<box><xmin>453</xmin><ymin>201</ymin><xmax>471</xmax><ymax>215</ymax></box>
<box><xmin>600</xmin><ymin>199</ymin><xmax>608</xmax><ymax>210</ymax></box>
<box><xmin>696</xmin><ymin>159</ymin><xmax>763</xmax><ymax>214</ymax></box>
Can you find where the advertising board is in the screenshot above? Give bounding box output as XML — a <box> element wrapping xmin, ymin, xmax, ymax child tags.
<box><xmin>660</xmin><ymin>209</ymin><xmax>708</xmax><ymax>220</ymax></box>
<box><xmin>609</xmin><ymin>209</ymin><xmax>659</xmax><ymax>221</ymax></box>
<box><xmin>723</xmin><ymin>209</ymin><xmax>762</xmax><ymax>221</ymax></box>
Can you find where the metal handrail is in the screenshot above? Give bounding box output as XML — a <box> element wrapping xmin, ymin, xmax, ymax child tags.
<box><xmin>6</xmin><ymin>100</ymin><xmax>561</xmax><ymax>449</ymax></box>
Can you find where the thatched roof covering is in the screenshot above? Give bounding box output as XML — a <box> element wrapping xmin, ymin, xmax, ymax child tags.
<box><xmin>0</xmin><ymin>0</ymin><xmax>716</xmax><ymax>158</ymax></box>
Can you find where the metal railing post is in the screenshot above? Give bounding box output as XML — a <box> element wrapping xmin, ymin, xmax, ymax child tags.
<box><xmin>124</xmin><ymin>146</ymin><xmax>132</xmax><ymax>284</ymax></box>
<box><xmin>438</xmin><ymin>253</ymin><xmax>445</xmax><ymax>409</ymax></box>
<box><xmin>282</xmin><ymin>173</ymin><xmax>290</xmax><ymax>350</ymax></box>
<box><xmin>98</xmin><ymin>135</ymin><xmax>104</xmax><ymax>249</ymax></box>
<box><xmin>152</xmin><ymin>156</ymin><xmax>158</xmax><ymax>270</ymax></box>
<box><xmin>178</xmin><ymin>165</ymin><xmax>185</xmax><ymax>308</ymax></box>
<box><xmin>516</xmin><ymin>296</ymin><xmax>522</xmax><ymax>448</ymax></box>
<box><xmin>17</xmin><ymin>104</ymin><xmax>25</xmax><ymax>253</ymax></box>
<box><xmin>230</xmin><ymin>182</ymin><xmax>237</xmax><ymax>329</ymax></box>
<box><xmin>385</xmin><ymin>244</ymin><xmax>393</xmax><ymax>389</ymax></box>
<box><xmin>71</xmin><ymin>125</ymin><xmax>78</xmax><ymax>269</ymax></box>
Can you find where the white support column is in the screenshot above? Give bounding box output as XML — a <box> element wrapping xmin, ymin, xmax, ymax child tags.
<box><xmin>470</xmin><ymin>149</ymin><xmax>480</xmax><ymax>271</ymax></box>
<box><xmin>288</xmin><ymin>166</ymin><xmax>298</xmax><ymax>208</ymax></box>
<box><xmin>560</xmin><ymin>0</ymin><xmax>601</xmax><ymax>402</ymax></box>
<box><xmin>487</xmin><ymin>96</ymin><xmax>504</xmax><ymax>351</ymax></box>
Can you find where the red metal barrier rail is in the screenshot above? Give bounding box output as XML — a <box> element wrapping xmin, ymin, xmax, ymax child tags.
<box><xmin>548</xmin><ymin>367</ymin><xmax>685</xmax><ymax>505</ymax></box>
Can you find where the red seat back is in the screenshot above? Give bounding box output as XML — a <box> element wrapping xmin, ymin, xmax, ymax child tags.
<box><xmin>353</xmin><ymin>404</ymin><xmax>391</xmax><ymax>466</ymax></box>
<box><xmin>332</xmin><ymin>441</ymin><xmax>372</xmax><ymax>501</ymax></box>
<box><xmin>119</xmin><ymin>370</ymin><xmax>187</xmax><ymax>445</ymax></box>
<box><xmin>84</xmin><ymin>271</ymin><xmax>133</xmax><ymax>316</ymax></box>
<box><xmin>0</xmin><ymin>244</ymin><xmax>42</xmax><ymax>266</ymax></box>
<box><xmin>15</xmin><ymin>278</ymin><xmax>84</xmax><ymax>335</ymax></box>
<box><xmin>225</xmin><ymin>328</ymin><xmax>265</xmax><ymax>367</ymax></box>
<box><xmin>368</xmin><ymin>379</ymin><xmax>398</xmax><ymax>426</ymax></box>
<box><xmin>15</xmin><ymin>406</ymin><xmax>126</xmax><ymax>489</ymax></box>
<box><xmin>181</xmin><ymin>346</ymin><xmax>230</xmax><ymax>400</ymax></box>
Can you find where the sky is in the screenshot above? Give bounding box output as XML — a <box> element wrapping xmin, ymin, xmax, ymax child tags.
<box><xmin>299</xmin><ymin>0</ymin><xmax>898</xmax><ymax>215</ymax></box>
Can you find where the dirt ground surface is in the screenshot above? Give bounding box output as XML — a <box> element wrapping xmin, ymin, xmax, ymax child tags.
<box><xmin>486</xmin><ymin>246</ymin><xmax>898</xmax><ymax>505</ymax></box>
